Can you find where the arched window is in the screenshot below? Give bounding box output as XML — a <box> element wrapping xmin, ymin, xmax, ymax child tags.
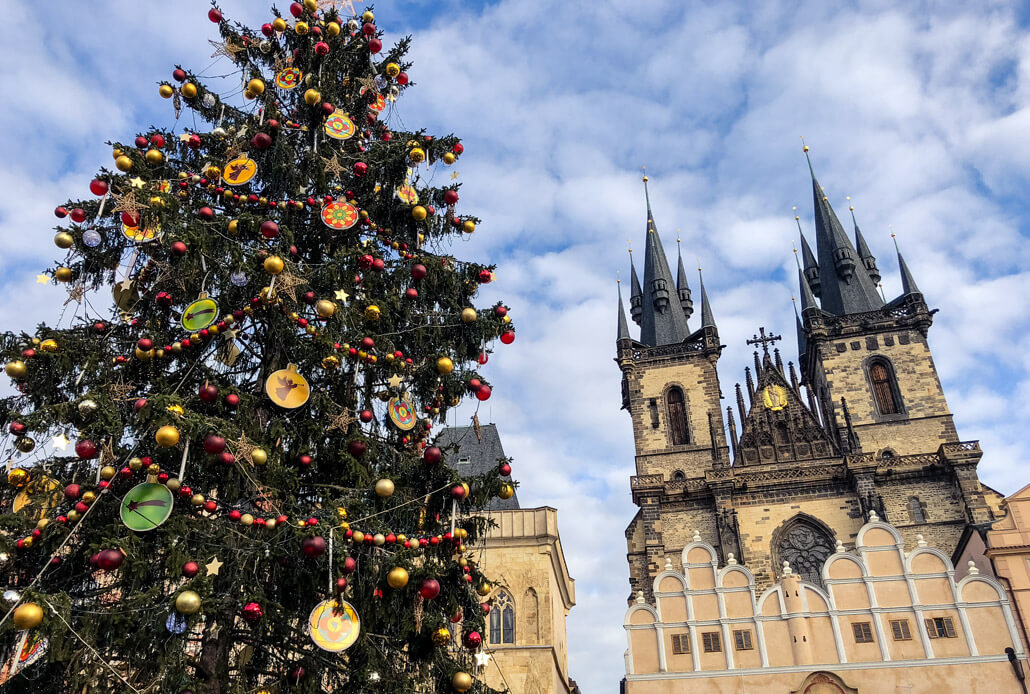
<box><xmin>666</xmin><ymin>387</ymin><xmax>690</xmax><ymax>445</ymax></box>
<box><xmin>671</xmin><ymin>470</ymin><xmax>685</xmax><ymax>481</ymax></box>
<box><xmin>907</xmin><ymin>496</ymin><xmax>928</xmax><ymax>523</ymax></box>
<box><xmin>869</xmin><ymin>359</ymin><xmax>902</xmax><ymax>415</ymax></box>
<box><xmin>489</xmin><ymin>590</ymin><xmax>515</xmax><ymax>645</ymax></box>
<box><xmin>775</xmin><ymin>516</ymin><xmax>835</xmax><ymax>588</ymax></box>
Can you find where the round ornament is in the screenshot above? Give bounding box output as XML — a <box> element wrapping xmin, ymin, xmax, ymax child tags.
<box><xmin>275</xmin><ymin>67</ymin><xmax>303</xmax><ymax>90</ymax></box>
<box><xmin>395</xmin><ymin>184</ymin><xmax>418</xmax><ymax>205</ymax></box>
<box><xmin>175</xmin><ymin>590</ymin><xmax>202</xmax><ymax>615</ymax></box>
<box><xmin>324</xmin><ymin>111</ymin><xmax>356</xmax><ymax>140</ymax></box>
<box><xmin>308</xmin><ymin>599</ymin><xmax>360</xmax><ymax>652</ymax></box>
<box><xmin>223</xmin><ymin>157</ymin><xmax>258</xmax><ymax>186</ymax></box>
<box><xmin>12</xmin><ymin>476</ymin><xmax>61</xmax><ymax>520</ymax></box>
<box><xmin>388</xmin><ymin>396</ymin><xmax>416</xmax><ymax>431</ymax></box>
<box><xmin>82</xmin><ymin>229</ymin><xmax>102</xmax><ymax>247</ymax></box>
<box><xmin>433</xmin><ymin>627</ymin><xmax>451</xmax><ymax>645</ymax></box>
<box><xmin>386</xmin><ymin>567</ymin><xmax>409</xmax><ymax>589</ymax></box>
<box><xmin>321</xmin><ymin>201</ymin><xmax>359</xmax><ymax>230</ymax></box>
<box><xmin>13</xmin><ymin>603</ymin><xmax>43</xmax><ymax>630</ymax></box>
<box><xmin>181</xmin><ymin>294</ymin><xmax>218</xmax><ymax>331</ymax></box>
<box><xmin>120</xmin><ymin>482</ymin><xmax>174</xmax><ymax>532</ymax></box>
<box><xmin>165</xmin><ymin>613</ymin><xmax>187</xmax><ymax>634</ymax></box>
<box><xmin>7</xmin><ymin>468</ymin><xmax>30</xmax><ymax>488</ymax></box>
<box><xmin>452</xmin><ymin>672</ymin><xmax>473</xmax><ymax>693</ymax></box>
<box><xmin>265</xmin><ymin>364</ymin><xmax>310</xmax><ymax>409</ymax></box>
<box><xmin>360</xmin><ymin>87</ymin><xmax>386</xmax><ymax>114</ymax></box>
<box><xmin>122</xmin><ymin>219</ymin><xmax>159</xmax><ymax>243</ymax></box>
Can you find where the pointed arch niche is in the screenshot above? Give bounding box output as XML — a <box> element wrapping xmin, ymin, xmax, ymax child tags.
<box><xmin>772</xmin><ymin>515</ymin><xmax>836</xmax><ymax>588</ymax></box>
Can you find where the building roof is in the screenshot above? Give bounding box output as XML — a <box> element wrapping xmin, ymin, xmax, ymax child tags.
<box><xmin>435</xmin><ymin>424</ymin><xmax>519</xmax><ymax>510</ymax></box>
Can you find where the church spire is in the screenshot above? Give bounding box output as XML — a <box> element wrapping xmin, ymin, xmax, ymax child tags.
<box><xmin>698</xmin><ymin>267</ymin><xmax>716</xmax><ymax>329</ymax></box>
<box><xmin>795</xmin><ymin>210</ymin><xmax>821</xmax><ymax>297</ymax></box>
<box><xmin>676</xmin><ymin>238</ymin><xmax>694</xmax><ymax>321</ymax></box>
<box><xmin>893</xmin><ymin>235</ymin><xmax>922</xmax><ymax>297</ymax></box>
<box><xmin>793</xmin><ymin>297</ymin><xmax>807</xmax><ymax>362</ymax></box>
<box><xmin>628</xmin><ymin>249</ymin><xmax>642</xmax><ymax>326</ymax></box>
<box><xmin>617</xmin><ymin>279</ymin><xmax>632</xmax><ymax>343</ymax></box>
<box><xmin>804</xmin><ymin>146</ymin><xmax>883</xmax><ymax>315</ymax></box>
<box><xmin>850</xmin><ymin>201</ymin><xmax>880</xmax><ymax>285</ymax></box>
<box><xmin>639</xmin><ymin>175</ymin><xmax>692</xmax><ymax>346</ymax></box>
<box><xmin>798</xmin><ymin>268</ymin><xmax>818</xmax><ymax>313</ymax></box>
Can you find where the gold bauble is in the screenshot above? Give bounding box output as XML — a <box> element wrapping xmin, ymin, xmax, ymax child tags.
<box><xmin>337</xmin><ymin>507</ymin><xmax>348</xmax><ymax>520</ymax></box>
<box><xmin>115</xmin><ymin>155</ymin><xmax>133</xmax><ymax>172</ymax></box>
<box><xmin>247</xmin><ymin>78</ymin><xmax>265</xmax><ymax>95</ymax></box>
<box><xmin>55</xmin><ymin>267</ymin><xmax>73</xmax><ymax>283</ymax></box>
<box><xmin>227</xmin><ymin>219</ymin><xmax>239</xmax><ymax>234</ymax></box>
<box><xmin>148</xmin><ymin>463</ymin><xmax>161</xmax><ymax>475</ymax></box>
<box><xmin>15</xmin><ymin>438</ymin><xmax>35</xmax><ymax>453</ymax></box>
<box><xmin>326</xmin><ymin>21</ymin><xmax>341</xmax><ymax>36</ymax></box>
<box><xmin>386</xmin><ymin>566</ymin><xmax>409</xmax><ymax>589</ymax></box>
<box><xmin>315</xmin><ymin>299</ymin><xmax>336</xmax><ymax>318</ymax></box>
<box><xmin>460</xmin><ymin>308</ymin><xmax>477</xmax><ymax>323</ymax></box>
<box><xmin>159</xmin><ymin>84</ymin><xmax>174</xmax><ymax>99</ymax></box>
<box><xmin>181</xmin><ymin>82</ymin><xmax>198</xmax><ymax>98</ymax></box>
<box><xmin>385</xmin><ymin>62</ymin><xmax>400</xmax><ymax>78</ymax></box>
<box><xmin>100</xmin><ymin>466</ymin><xmax>116</xmax><ymax>481</ymax></box>
<box><xmin>66</xmin><ymin>509</ymin><xmax>80</xmax><ymax>522</ymax></box>
<box><xmin>128</xmin><ymin>457</ymin><xmax>143</xmax><ymax>471</ymax></box>
<box><xmin>362</xmin><ymin>10</ymin><xmax>375</xmax><ymax>22</ymax></box>
<box><xmin>191</xmin><ymin>494</ymin><xmax>205</xmax><ymax>507</ymax></box>
<box><xmin>272</xmin><ymin>17</ymin><xmax>287</xmax><ymax>32</ymax></box>
<box><xmin>499</xmin><ymin>483</ymin><xmax>514</xmax><ymax>500</ymax></box>
<box><xmin>436</xmin><ymin>357</ymin><xmax>454</xmax><ymax>375</ymax></box>
<box><xmin>155</xmin><ymin>425</ymin><xmax>180</xmax><ymax>448</ymax></box>
<box><xmin>476</xmin><ymin>581</ymin><xmax>492</xmax><ymax>596</ymax></box>
<box><xmin>455</xmin><ymin>528</ymin><xmax>468</xmax><ymax>540</ymax></box>
<box><xmin>12</xmin><ymin>603</ymin><xmax>43</xmax><ymax>630</ymax></box>
<box><xmin>351</xmin><ymin>530</ymin><xmax>365</xmax><ymax>543</ymax></box>
<box><xmin>412</xmin><ymin>205</ymin><xmax>427</xmax><ymax>221</ymax></box>
<box><xmin>443</xmin><ymin>152</ymin><xmax>456</xmax><ymax>165</ymax></box>
<box><xmin>502</xmin><ymin>315</ymin><xmax>512</xmax><ymax>323</ymax></box>
<box><xmin>452</xmin><ymin>672</ymin><xmax>473</xmax><ymax>693</ymax></box>
<box><xmin>165</xmin><ymin>478</ymin><xmax>181</xmax><ymax>493</ymax></box>
<box><xmin>39</xmin><ymin>339</ymin><xmax>58</xmax><ymax>353</ymax></box>
<box><xmin>251</xmin><ymin>448</ymin><xmax>268</xmax><ymax>465</ymax></box>
<box><xmin>135</xmin><ymin>347</ymin><xmax>154</xmax><ymax>361</ymax></box>
<box><xmin>295</xmin><ymin>21</ymin><xmax>309</xmax><ymax>34</ymax></box>
<box><xmin>321</xmin><ymin>355</ymin><xmax>340</xmax><ymax>370</ymax></box>
<box><xmin>304</xmin><ymin>88</ymin><xmax>321</xmax><ymax>105</ymax></box>
<box><xmin>36</xmin><ymin>518</ymin><xmax>49</xmax><ymax>530</ymax></box>
<box><xmin>7</xmin><ymin>468</ymin><xmax>30</xmax><ymax>488</ymax></box>
<box><xmin>145</xmin><ymin>149</ymin><xmax>163</xmax><ymax>165</ymax></box>
<box><xmin>408</xmin><ymin>147</ymin><xmax>425</xmax><ymax>163</ymax></box>
<box><xmin>81</xmin><ymin>490</ymin><xmax>97</xmax><ymax>504</ymax></box>
<box><xmin>265</xmin><ymin>518</ymin><xmax>277</xmax><ymax>529</ymax></box>
<box><xmin>175</xmin><ymin>590</ymin><xmax>202</xmax><ymax>615</ymax></box>
<box><xmin>205</xmin><ymin>164</ymin><xmax>221</xmax><ymax>179</ymax></box>
<box><xmin>462</xmin><ymin>220</ymin><xmax>475</xmax><ymax>234</ymax></box>
<box><xmin>364</xmin><ymin>305</ymin><xmax>381</xmax><ymax>321</ymax></box>
<box><xmin>240</xmin><ymin>513</ymin><xmax>255</xmax><ymax>526</ymax></box>
<box><xmin>54</xmin><ymin>232</ymin><xmax>74</xmax><ymax>249</ymax></box>
<box><xmin>5</xmin><ymin>361</ymin><xmax>27</xmax><ymax>378</ymax></box>
<box><xmin>375</xmin><ymin>479</ymin><xmax>395</xmax><ymax>497</ymax></box>
<box><xmin>264</xmin><ymin>256</ymin><xmax>285</xmax><ymax>275</ymax></box>
<box><xmin>432</xmin><ymin>627</ymin><xmax>451</xmax><ymax>645</ymax></box>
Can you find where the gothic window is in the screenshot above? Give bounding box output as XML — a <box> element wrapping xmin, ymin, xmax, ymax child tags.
<box><xmin>775</xmin><ymin>517</ymin><xmax>835</xmax><ymax>588</ymax></box>
<box><xmin>907</xmin><ymin>496</ymin><xmax>928</xmax><ymax>523</ymax></box>
<box><xmin>666</xmin><ymin>387</ymin><xmax>690</xmax><ymax>445</ymax></box>
<box><xmin>868</xmin><ymin>359</ymin><xmax>902</xmax><ymax>415</ymax></box>
<box><xmin>671</xmin><ymin>470</ymin><xmax>685</xmax><ymax>481</ymax></box>
<box><xmin>488</xmin><ymin>590</ymin><xmax>515</xmax><ymax>645</ymax></box>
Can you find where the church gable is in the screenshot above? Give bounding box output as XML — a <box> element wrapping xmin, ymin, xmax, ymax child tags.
<box><xmin>736</xmin><ymin>352</ymin><xmax>837</xmax><ymax>465</ymax></box>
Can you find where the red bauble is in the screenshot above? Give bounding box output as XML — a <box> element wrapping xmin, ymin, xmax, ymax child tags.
<box><xmin>121</xmin><ymin>210</ymin><xmax>140</xmax><ymax>227</ymax></box>
<box><xmin>134</xmin><ymin>398</ymin><xmax>148</xmax><ymax>412</ymax></box>
<box><xmin>397</xmin><ymin>72</ymin><xmax>409</xmax><ymax>85</ymax></box>
<box><xmin>451</xmin><ymin>485</ymin><xmax>467</xmax><ymax>500</ymax></box>
<box><xmin>494</xmin><ymin>305</ymin><xmax>508</xmax><ymax>317</ymax></box>
<box><xmin>150</xmin><ymin>134</ymin><xmax>166</xmax><ymax>148</ymax></box>
<box><xmin>54</xmin><ymin>206</ymin><xmax>68</xmax><ymax>218</ymax></box>
<box><xmin>451</xmin><ymin>610</ymin><xmax>463</xmax><ymax>623</ymax></box>
<box><xmin>199</xmin><ymin>384</ymin><xmax>219</xmax><ymax>403</ymax></box>
<box><xmin>419</xmin><ymin>579</ymin><xmax>441</xmax><ymax>600</ymax></box>
<box><xmin>218</xmin><ymin>452</ymin><xmax>235</xmax><ymax>465</ymax></box>
<box><xmin>225</xmin><ymin>393</ymin><xmax>240</xmax><ymax>408</ymax></box>
<box><xmin>301</xmin><ymin>536</ymin><xmax>327</xmax><ymax>558</ymax></box>
<box><xmin>203</xmin><ymin>434</ymin><xmax>226</xmax><ymax>455</ymax></box>
<box><xmin>343</xmin><ymin>556</ymin><xmax>357</xmax><ymax>574</ymax></box>
<box><xmin>261</xmin><ymin>22</ymin><xmax>274</xmax><ymax>36</ymax></box>
<box><xmin>475</xmin><ymin>385</ymin><xmax>492</xmax><ymax>401</ymax></box>
<box><xmin>336</xmin><ymin>577</ymin><xmax>348</xmax><ymax>592</ymax></box>
<box><xmin>469</xmin><ymin>378</ymin><xmax>482</xmax><ymax>391</ymax></box>
<box><xmin>289</xmin><ymin>2</ymin><xmax>304</xmax><ymax>17</ymax></box>
<box><xmin>172</xmin><ymin>68</ymin><xmax>187</xmax><ymax>82</ymax></box>
<box><xmin>198</xmin><ymin>207</ymin><xmax>214</xmax><ymax>220</ymax></box>
<box><xmin>70</xmin><ymin>208</ymin><xmax>87</xmax><ymax>223</ymax></box>
<box><xmin>321</xmin><ymin>102</ymin><xmax>335</xmax><ymax>115</ymax></box>
<box><xmin>368</xmin><ymin>38</ymin><xmax>382</xmax><ymax>53</ymax></box>
<box><xmin>97</xmin><ymin>549</ymin><xmax>124</xmax><ymax>571</ymax></box>
<box><xmin>463</xmin><ymin>631</ymin><xmax>482</xmax><ymax>649</ymax></box>
<box><xmin>251</xmin><ymin>132</ymin><xmax>272</xmax><ymax>150</ymax></box>
<box><xmin>499</xmin><ymin>462</ymin><xmax>512</xmax><ymax>476</ymax></box>
<box><xmin>75</xmin><ymin>440</ymin><xmax>98</xmax><ymax>459</ymax></box>
<box><xmin>444</xmin><ymin>190</ymin><xmax>459</xmax><ymax>205</ymax></box>
<box><xmin>353</xmin><ymin>161</ymin><xmax>368</xmax><ymax>177</ymax></box>
<box><xmin>183</xmin><ymin>561</ymin><xmax>200</xmax><ymax>577</ymax></box>
<box><xmin>315</xmin><ymin>41</ymin><xmax>329</xmax><ymax>56</ymax></box>
<box><xmin>242</xmin><ymin>601</ymin><xmax>264</xmax><ymax>622</ymax></box>
<box><xmin>298</xmin><ymin>454</ymin><xmax>313</xmax><ymax>467</ymax></box>
<box><xmin>347</xmin><ymin>440</ymin><xmax>367</xmax><ymax>458</ymax></box>
<box><xmin>207</xmin><ymin>8</ymin><xmax>222</xmax><ymax>22</ymax></box>
<box><xmin>89</xmin><ymin>179</ymin><xmax>109</xmax><ymax>196</ymax></box>
<box><xmin>411</xmin><ymin>264</ymin><xmax>427</xmax><ymax>280</ymax></box>
<box><xmin>477</xmin><ymin>269</ymin><xmax>492</xmax><ymax>284</ymax></box>
<box><xmin>137</xmin><ymin>338</ymin><xmax>153</xmax><ymax>351</ymax></box>
<box><xmin>359</xmin><ymin>409</ymin><xmax>374</xmax><ymax>423</ymax></box>
<box><xmin>288</xmin><ymin>666</ymin><xmax>307</xmax><ymax>684</ymax></box>
<box><xmin>188</xmin><ymin>133</ymin><xmax>202</xmax><ymax>149</ymax></box>
<box><xmin>171</xmin><ymin>241</ymin><xmax>188</xmax><ymax>256</ymax></box>
<box><xmin>229</xmin><ymin>510</ymin><xmax>242</xmax><ymax>521</ymax></box>
<box><xmin>500</xmin><ymin>331</ymin><xmax>515</xmax><ymax>345</ymax></box>
<box><xmin>260</xmin><ymin>220</ymin><xmax>279</xmax><ymax>238</ymax></box>
<box><xmin>8</xmin><ymin>422</ymin><xmax>25</xmax><ymax>436</ymax></box>
<box><xmin>135</xmin><ymin>135</ymin><xmax>148</xmax><ymax>149</ymax></box>
<box><xmin>453</xmin><ymin>143</ymin><xmax>465</xmax><ymax>155</ymax></box>
<box><xmin>64</xmin><ymin>484</ymin><xmax>81</xmax><ymax>500</ymax></box>
<box><xmin>478</xmin><ymin>351</ymin><xmax>489</xmax><ymax>365</ymax></box>
<box><xmin>372</xmin><ymin>258</ymin><xmax>385</xmax><ymax>272</ymax></box>
<box><xmin>423</xmin><ymin>446</ymin><xmax>442</xmax><ymax>465</ymax></box>
<box><xmin>404</xmin><ymin>287</ymin><xmax>418</xmax><ymax>300</ymax></box>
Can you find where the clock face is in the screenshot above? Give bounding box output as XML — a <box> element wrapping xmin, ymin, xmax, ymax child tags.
<box><xmin>120</xmin><ymin>483</ymin><xmax>174</xmax><ymax>532</ymax></box>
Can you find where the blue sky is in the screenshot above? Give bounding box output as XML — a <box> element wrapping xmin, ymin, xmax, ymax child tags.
<box><xmin>3</xmin><ymin>1</ymin><xmax>1030</xmax><ymax>692</ymax></box>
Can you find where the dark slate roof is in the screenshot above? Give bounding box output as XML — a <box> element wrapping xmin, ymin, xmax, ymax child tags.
<box><xmin>435</xmin><ymin>424</ymin><xmax>519</xmax><ymax>510</ymax></box>
<box><xmin>799</xmin><ymin>230</ymin><xmax>819</xmax><ymax>274</ymax></box>
<box><xmin>897</xmin><ymin>251</ymin><xmax>921</xmax><ymax>296</ymax></box>
<box><xmin>617</xmin><ymin>282</ymin><xmax>632</xmax><ymax>342</ymax></box>
<box><xmin>698</xmin><ymin>270</ymin><xmax>716</xmax><ymax>328</ymax></box>
<box><xmin>639</xmin><ymin>182</ymin><xmax>692</xmax><ymax>346</ymax></box>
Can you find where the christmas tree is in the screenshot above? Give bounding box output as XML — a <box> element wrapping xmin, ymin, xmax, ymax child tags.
<box><xmin>0</xmin><ymin>3</ymin><xmax>517</xmax><ymax>692</ymax></box>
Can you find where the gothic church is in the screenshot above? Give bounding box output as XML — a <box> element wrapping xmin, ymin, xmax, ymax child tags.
<box><xmin>615</xmin><ymin>158</ymin><xmax>997</xmax><ymax>599</ymax></box>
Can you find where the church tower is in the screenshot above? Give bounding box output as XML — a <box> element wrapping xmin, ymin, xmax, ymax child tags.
<box><xmin>617</xmin><ymin>157</ymin><xmax>995</xmax><ymax>600</ymax></box>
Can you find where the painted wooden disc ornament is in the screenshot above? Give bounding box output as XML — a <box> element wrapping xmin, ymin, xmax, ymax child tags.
<box><xmin>395</xmin><ymin>183</ymin><xmax>418</xmax><ymax>205</ymax></box>
<box><xmin>120</xmin><ymin>482</ymin><xmax>174</xmax><ymax>532</ymax></box>
<box><xmin>388</xmin><ymin>396</ymin><xmax>416</xmax><ymax>431</ymax></box>
<box><xmin>324</xmin><ymin>111</ymin><xmax>356</xmax><ymax>140</ymax></box>
<box><xmin>275</xmin><ymin>67</ymin><xmax>302</xmax><ymax>90</ymax></box>
<box><xmin>321</xmin><ymin>201</ymin><xmax>359</xmax><ymax>230</ymax></box>
<box><xmin>17</xmin><ymin>632</ymin><xmax>47</xmax><ymax>669</ymax></box>
<box><xmin>12</xmin><ymin>476</ymin><xmax>62</xmax><ymax>520</ymax></box>
<box><xmin>360</xmin><ymin>86</ymin><xmax>386</xmax><ymax>113</ymax></box>
<box><xmin>308</xmin><ymin>599</ymin><xmax>360</xmax><ymax>652</ymax></box>
<box><xmin>181</xmin><ymin>294</ymin><xmax>218</xmax><ymax>331</ymax></box>
<box><xmin>122</xmin><ymin>220</ymin><xmax>159</xmax><ymax>243</ymax></box>
<box><xmin>223</xmin><ymin>157</ymin><xmax>258</xmax><ymax>186</ymax></box>
<box><xmin>265</xmin><ymin>364</ymin><xmax>310</xmax><ymax>409</ymax></box>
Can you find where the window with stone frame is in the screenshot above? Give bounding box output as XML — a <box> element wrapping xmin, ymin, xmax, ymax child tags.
<box><xmin>890</xmin><ymin>619</ymin><xmax>912</xmax><ymax>641</ymax></box>
<box><xmin>775</xmin><ymin>517</ymin><xmax>835</xmax><ymax>588</ymax></box>
<box><xmin>907</xmin><ymin>496</ymin><xmax>928</xmax><ymax>523</ymax></box>
<box><xmin>733</xmin><ymin>629</ymin><xmax>753</xmax><ymax>650</ymax></box>
<box><xmin>701</xmin><ymin>631</ymin><xmax>721</xmax><ymax>652</ymax></box>
<box><xmin>488</xmin><ymin>590</ymin><xmax>515</xmax><ymax>645</ymax></box>
<box><xmin>671</xmin><ymin>633</ymin><xmax>691</xmax><ymax>654</ymax></box>
<box><xmin>666</xmin><ymin>387</ymin><xmax>690</xmax><ymax>445</ymax></box>
<box><xmin>852</xmin><ymin>622</ymin><xmax>874</xmax><ymax>643</ymax></box>
<box><xmin>869</xmin><ymin>358</ymin><xmax>903</xmax><ymax>415</ymax></box>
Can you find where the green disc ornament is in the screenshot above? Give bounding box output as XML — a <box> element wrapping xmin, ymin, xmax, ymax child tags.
<box><xmin>181</xmin><ymin>293</ymin><xmax>217</xmax><ymax>331</ymax></box>
<box><xmin>120</xmin><ymin>482</ymin><xmax>174</xmax><ymax>532</ymax></box>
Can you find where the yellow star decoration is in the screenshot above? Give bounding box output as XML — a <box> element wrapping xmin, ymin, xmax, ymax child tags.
<box><xmin>210</xmin><ymin>38</ymin><xmax>245</xmax><ymax>60</ymax></box>
<box><xmin>334</xmin><ymin>289</ymin><xmax>350</xmax><ymax>303</ymax></box>
<box><xmin>205</xmin><ymin>557</ymin><xmax>223</xmax><ymax>576</ymax></box>
<box><xmin>357</xmin><ymin>76</ymin><xmax>379</xmax><ymax>95</ymax></box>
<box><xmin>320</xmin><ymin>0</ymin><xmax>362</xmax><ymax>15</ymax></box>
<box><xmin>64</xmin><ymin>285</ymin><xmax>85</xmax><ymax>305</ymax></box>
<box><xmin>128</xmin><ymin>177</ymin><xmax>145</xmax><ymax>189</ymax></box>
<box><xmin>327</xmin><ymin>408</ymin><xmax>356</xmax><ymax>433</ymax></box>
<box><xmin>110</xmin><ymin>190</ymin><xmax>148</xmax><ymax>217</ymax></box>
<box><xmin>276</xmin><ymin>272</ymin><xmax>305</xmax><ymax>304</ymax></box>
<box><xmin>36</xmin><ymin>275</ymin><xmax>49</xmax><ymax>284</ymax></box>
<box><xmin>229</xmin><ymin>433</ymin><xmax>264</xmax><ymax>467</ymax></box>
<box><xmin>387</xmin><ymin>373</ymin><xmax>404</xmax><ymax>389</ymax></box>
<box><xmin>450</xmin><ymin>171</ymin><xmax>460</xmax><ymax>180</ymax></box>
<box><xmin>107</xmin><ymin>381</ymin><xmax>135</xmax><ymax>401</ymax></box>
<box><xmin>179</xmin><ymin>133</ymin><xmax>193</xmax><ymax>143</ymax></box>
<box><xmin>322</xmin><ymin>154</ymin><xmax>346</xmax><ymax>180</ymax></box>
<box><xmin>51</xmin><ymin>433</ymin><xmax>70</xmax><ymax>451</ymax></box>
